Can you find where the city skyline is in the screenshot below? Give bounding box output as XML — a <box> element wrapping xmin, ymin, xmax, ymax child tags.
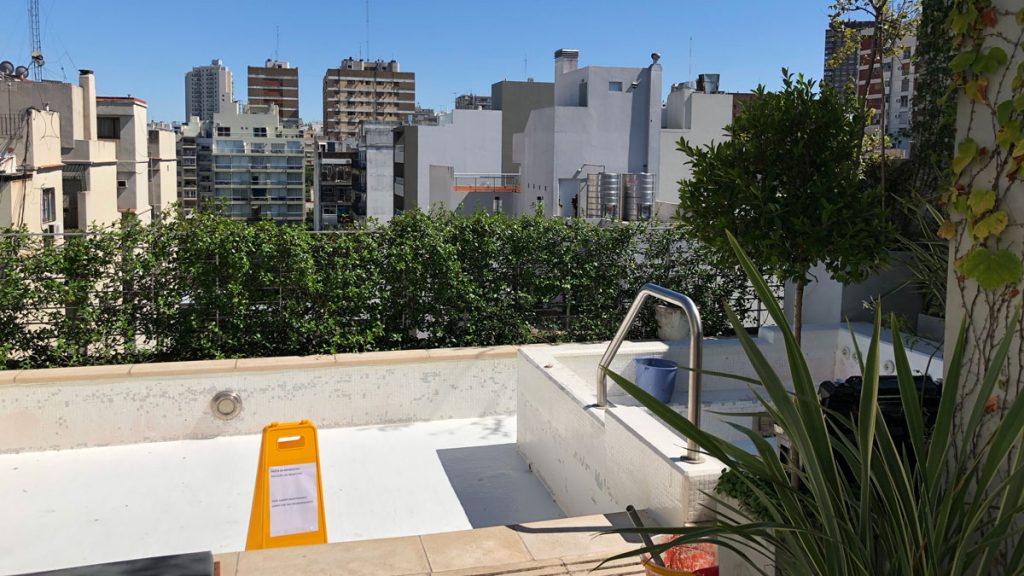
<box><xmin>0</xmin><ymin>0</ymin><xmax>834</xmax><ymax>123</ymax></box>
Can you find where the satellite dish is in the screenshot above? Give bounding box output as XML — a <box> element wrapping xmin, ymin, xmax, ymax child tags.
<box><xmin>0</xmin><ymin>61</ymin><xmax>13</xmax><ymax>76</ymax></box>
<box><xmin>14</xmin><ymin>66</ymin><xmax>29</xmax><ymax>79</ymax></box>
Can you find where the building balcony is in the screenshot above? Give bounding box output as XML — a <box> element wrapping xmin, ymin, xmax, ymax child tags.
<box><xmin>453</xmin><ymin>173</ymin><xmax>520</xmax><ymax>194</ymax></box>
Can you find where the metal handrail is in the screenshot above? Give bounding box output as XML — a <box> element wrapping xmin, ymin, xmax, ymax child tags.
<box><xmin>596</xmin><ymin>283</ymin><xmax>704</xmax><ymax>462</ymax></box>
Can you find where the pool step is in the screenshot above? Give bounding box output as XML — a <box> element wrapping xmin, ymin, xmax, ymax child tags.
<box><xmin>217</xmin><ymin>512</ymin><xmax>651</xmax><ymax>575</ymax></box>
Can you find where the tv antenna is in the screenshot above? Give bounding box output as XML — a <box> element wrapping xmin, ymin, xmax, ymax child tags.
<box><xmin>365</xmin><ymin>0</ymin><xmax>370</xmax><ymax>60</ymax></box>
<box><xmin>274</xmin><ymin>26</ymin><xmax>280</xmax><ymax>61</ymax></box>
<box><xmin>28</xmin><ymin>0</ymin><xmax>44</xmax><ymax>81</ymax></box>
<box><xmin>688</xmin><ymin>36</ymin><xmax>693</xmax><ymax>78</ymax></box>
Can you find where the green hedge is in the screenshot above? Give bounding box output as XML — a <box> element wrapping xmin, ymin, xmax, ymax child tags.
<box><xmin>0</xmin><ymin>210</ymin><xmax>755</xmax><ymax>369</ymax></box>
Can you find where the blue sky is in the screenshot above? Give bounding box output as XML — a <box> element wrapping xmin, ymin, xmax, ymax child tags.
<box><xmin>0</xmin><ymin>0</ymin><xmax>835</xmax><ymax>123</ymax></box>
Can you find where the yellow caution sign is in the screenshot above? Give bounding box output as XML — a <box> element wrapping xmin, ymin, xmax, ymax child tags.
<box><xmin>245</xmin><ymin>420</ymin><xmax>328</xmax><ymax>550</ymax></box>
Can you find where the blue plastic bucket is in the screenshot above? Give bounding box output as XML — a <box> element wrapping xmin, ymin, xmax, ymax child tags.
<box><xmin>634</xmin><ymin>357</ymin><xmax>678</xmax><ymax>403</ymax></box>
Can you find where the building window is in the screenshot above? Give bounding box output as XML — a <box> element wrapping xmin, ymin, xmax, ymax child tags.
<box><xmin>97</xmin><ymin>117</ymin><xmax>120</xmax><ymax>139</ymax></box>
<box><xmin>608</xmin><ymin>81</ymin><xmax>623</xmax><ymax>92</ymax></box>
<box><xmin>41</xmin><ymin>187</ymin><xmax>56</xmax><ymax>223</ymax></box>
<box><xmin>900</xmin><ymin>95</ymin><xmax>909</xmax><ymax>108</ymax></box>
<box><xmin>493</xmin><ymin>196</ymin><xmax>503</xmax><ymax>214</ymax></box>
<box><xmin>901</xmin><ymin>77</ymin><xmax>910</xmax><ymax>92</ymax></box>
<box><xmin>217</xmin><ymin>126</ymin><xmax>231</xmax><ymax>137</ymax></box>
<box><xmin>117</xmin><ymin>179</ymin><xmax>127</xmax><ymax>189</ymax></box>
<box><xmin>903</xmin><ymin>46</ymin><xmax>912</xmax><ymax>59</ymax></box>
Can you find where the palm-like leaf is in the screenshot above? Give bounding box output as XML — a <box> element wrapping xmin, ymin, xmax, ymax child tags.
<box><xmin>604</xmin><ymin>231</ymin><xmax>1024</xmax><ymax>575</ymax></box>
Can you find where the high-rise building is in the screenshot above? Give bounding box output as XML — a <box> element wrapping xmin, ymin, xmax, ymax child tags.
<box><xmin>823</xmin><ymin>21</ymin><xmax>873</xmax><ymax>92</ymax></box>
<box><xmin>455</xmin><ymin>93</ymin><xmax>492</xmax><ymax>110</ymax></box>
<box><xmin>206</xmin><ymin>103</ymin><xmax>305</xmax><ymax>223</ymax></box>
<box><xmin>185</xmin><ymin>59</ymin><xmax>233</xmax><ymax>123</ymax></box>
<box><xmin>248</xmin><ymin>59</ymin><xmax>299</xmax><ymax>126</ymax></box>
<box><xmin>824</xmin><ymin>22</ymin><xmax>918</xmax><ymax>154</ymax></box>
<box><xmin>322</xmin><ymin>58</ymin><xmax>415</xmax><ymax>141</ymax></box>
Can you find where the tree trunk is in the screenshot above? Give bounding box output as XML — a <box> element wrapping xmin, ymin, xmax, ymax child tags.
<box><xmin>794</xmin><ymin>279</ymin><xmax>804</xmax><ymax>347</ymax></box>
<box><xmin>877</xmin><ymin>15</ymin><xmax>888</xmax><ymax>209</ymax></box>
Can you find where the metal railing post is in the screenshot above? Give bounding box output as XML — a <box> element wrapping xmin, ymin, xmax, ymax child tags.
<box><xmin>596</xmin><ymin>283</ymin><xmax>704</xmax><ymax>461</ymax></box>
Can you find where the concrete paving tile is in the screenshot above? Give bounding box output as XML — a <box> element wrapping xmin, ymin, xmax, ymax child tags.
<box><xmin>430</xmin><ymin>558</ymin><xmax>564</xmax><ymax>576</ymax></box>
<box><xmin>513</xmin><ymin>514</ymin><xmax>639</xmax><ymax>561</ymax></box>
<box><xmin>214</xmin><ymin>552</ymin><xmax>238</xmax><ymax>576</ymax></box>
<box><xmin>235</xmin><ymin>536</ymin><xmax>430</xmax><ymax>576</ymax></box>
<box><xmin>421</xmin><ymin>526</ymin><xmax>532</xmax><ymax>573</ymax></box>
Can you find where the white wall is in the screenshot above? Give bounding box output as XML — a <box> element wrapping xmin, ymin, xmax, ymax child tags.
<box><xmin>0</xmin><ymin>349</ymin><xmax>517</xmax><ymax>454</ymax></box>
<box><xmin>516</xmin><ymin>55</ymin><xmax>662</xmax><ymax>217</ymax></box>
<box><xmin>411</xmin><ymin>109</ymin><xmax>502</xmax><ymax>211</ymax></box>
<box><xmin>659</xmin><ymin>89</ymin><xmax>735</xmax><ymax>206</ymax></box>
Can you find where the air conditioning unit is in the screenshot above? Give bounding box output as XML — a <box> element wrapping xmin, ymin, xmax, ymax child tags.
<box><xmin>47</xmin><ymin>222</ymin><xmax>62</xmax><ymax>235</ymax></box>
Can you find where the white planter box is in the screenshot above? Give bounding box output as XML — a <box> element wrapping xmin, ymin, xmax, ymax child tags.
<box><xmin>715</xmin><ymin>495</ymin><xmax>776</xmax><ymax>575</ymax></box>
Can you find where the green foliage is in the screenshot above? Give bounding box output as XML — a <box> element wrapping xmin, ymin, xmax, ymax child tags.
<box><xmin>0</xmin><ymin>211</ymin><xmax>754</xmax><ymax>369</ymax></box>
<box><xmin>605</xmin><ymin>231</ymin><xmax>1024</xmax><ymax>575</ymax></box>
<box><xmin>676</xmin><ymin>71</ymin><xmax>891</xmax><ymax>287</ymax></box>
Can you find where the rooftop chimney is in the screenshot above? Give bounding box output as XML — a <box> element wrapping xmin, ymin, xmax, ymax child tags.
<box><xmin>554</xmin><ymin>49</ymin><xmax>579</xmax><ymax>75</ymax></box>
<box><xmin>79</xmin><ymin>69</ymin><xmax>97</xmax><ymax>140</ymax></box>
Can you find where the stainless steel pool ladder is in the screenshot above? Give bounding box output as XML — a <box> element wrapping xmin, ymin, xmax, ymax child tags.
<box><xmin>596</xmin><ymin>283</ymin><xmax>703</xmax><ymax>462</ymax></box>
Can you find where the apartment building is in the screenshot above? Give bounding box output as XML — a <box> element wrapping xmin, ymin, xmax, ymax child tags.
<box><xmin>514</xmin><ymin>49</ymin><xmax>662</xmax><ymax>218</ymax></box>
<box><xmin>322</xmin><ymin>59</ymin><xmax>415</xmax><ymax>141</ymax></box>
<box><xmin>824</xmin><ymin>20</ymin><xmax>874</xmax><ymax>91</ymax></box>
<box><xmin>455</xmin><ymin>93</ymin><xmax>492</xmax><ymax>110</ymax></box>
<box><xmin>148</xmin><ymin>128</ymin><xmax>177</xmax><ymax>220</ymax></box>
<box><xmin>827</xmin><ymin>23</ymin><xmax>918</xmax><ymax>154</ymax></box>
<box><xmin>248</xmin><ymin>60</ymin><xmax>299</xmax><ymax>126</ymax></box>
<box><xmin>394</xmin><ymin>110</ymin><xmax>505</xmax><ymax>214</ymax></box>
<box><xmin>176</xmin><ymin>117</ymin><xmax>202</xmax><ymax>213</ymax></box>
<box><xmin>207</xmin><ymin>103</ymin><xmax>305</xmax><ymax>223</ymax></box>
<box><xmin>312</xmin><ymin>141</ymin><xmax>357</xmax><ymax>230</ymax></box>
<box><xmin>490</xmin><ymin>80</ymin><xmax>554</xmax><ymax>174</ymax></box>
<box><xmin>0</xmin><ymin>109</ymin><xmax>65</xmax><ymax>233</ymax></box>
<box><xmin>355</xmin><ymin>122</ymin><xmax>396</xmax><ymax>222</ymax></box>
<box><xmin>97</xmin><ymin>97</ymin><xmax>154</xmax><ymax>221</ymax></box>
<box><xmin>185</xmin><ymin>59</ymin><xmax>234</xmax><ymax>123</ymax></box>
<box><xmin>659</xmin><ymin>75</ymin><xmax>753</xmax><ymax>218</ymax></box>
<box><xmin>1</xmin><ymin>69</ymin><xmax>168</xmax><ymax>231</ymax></box>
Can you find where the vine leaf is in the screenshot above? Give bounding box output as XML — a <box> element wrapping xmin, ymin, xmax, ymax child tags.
<box><xmin>966</xmin><ymin>249</ymin><xmax>1024</xmax><ymax>288</ymax></box>
<box><xmin>972</xmin><ymin>210</ymin><xmax>1008</xmax><ymax>240</ymax></box>
<box><xmin>957</xmin><ymin>248</ymin><xmax>1023</xmax><ymax>290</ymax></box>
<box><xmin>965</xmin><ymin>78</ymin><xmax>988</xmax><ymax>103</ymax></box>
<box><xmin>967</xmin><ymin>188</ymin><xmax>996</xmax><ymax>215</ymax></box>
<box><xmin>997</xmin><ymin>123</ymin><xmax>1021</xmax><ymax>149</ymax></box>
<box><xmin>953</xmin><ymin>138</ymin><xmax>978</xmax><ymax>175</ymax></box>
<box><xmin>951</xmin><ymin>50</ymin><xmax>977</xmax><ymax>72</ymax></box>
<box><xmin>937</xmin><ymin>220</ymin><xmax>956</xmax><ymax>240</ymax></box>
<box><xmin>997</xmin><ymin>100</ymin><xmax>1014</xmax><ymax>126</ymax></box>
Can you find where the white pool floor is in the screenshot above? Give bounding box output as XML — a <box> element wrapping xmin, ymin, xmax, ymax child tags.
<box><xmin>0</xmin><ymin>415</ymin><xmax>566</xmax><ymax>575</ymax></box>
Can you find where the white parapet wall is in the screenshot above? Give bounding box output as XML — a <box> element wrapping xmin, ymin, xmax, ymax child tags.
<box><xmin>517</xmin><ymin>324</ymin><xmax>943</xmax><ymax>527</ymax></box>
<box><xmin>0</xmin><ymin>347</ymin><xmax>517</xmax><ymax>454</ymax></box>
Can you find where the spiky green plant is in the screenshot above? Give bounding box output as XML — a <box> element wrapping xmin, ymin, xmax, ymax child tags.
<box><xmin>604</xmin><ymin>230</ymin><xmax>1024</xmax><ymax>575</ymax></box>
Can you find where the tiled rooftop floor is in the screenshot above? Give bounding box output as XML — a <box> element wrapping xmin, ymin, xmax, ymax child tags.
<box><xmin>215</xmin><ymin>513</ymin><xmax>648</xmax><ymax>576</ymax></box>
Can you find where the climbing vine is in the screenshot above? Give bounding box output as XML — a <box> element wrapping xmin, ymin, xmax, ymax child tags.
<box><xmin>940</xmin><ymin>0</ymin><xmax>1024</xmax><ymax>289</ymax></box>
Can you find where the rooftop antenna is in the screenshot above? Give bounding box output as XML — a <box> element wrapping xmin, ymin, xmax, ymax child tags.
<box><xmin>688</xmin><ymin>36</ymin><xmax>693</xmax><ymax>79</ymax></box>
<box><xmin>274</xmin><ymin>26</ymin><xmax>280</xmax><ymax>61</ymax></box>
<box><xmin>523</xmin><ymin>54</ymin><xmax>527</xmax><ymax>78</ymax></box>
<box><xmin>28</xmin><ymin>0</ymin><xmax>44</xmax><ymax>81</ymax></box>
<box><xmin>365</xmin><ymin>0</ymin><xmax>370</xmax><ymax>60</ymax></box>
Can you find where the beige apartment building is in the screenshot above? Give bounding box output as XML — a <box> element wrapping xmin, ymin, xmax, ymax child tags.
<box><xmin>322</xmin><ymin>58</ymin><xmax>415</xmax><ymax>141</ymax></box>
<box><xmin>0</xmin><ymin>69</ymin><xmax>174</xmax><ymax>232</ymax></box>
